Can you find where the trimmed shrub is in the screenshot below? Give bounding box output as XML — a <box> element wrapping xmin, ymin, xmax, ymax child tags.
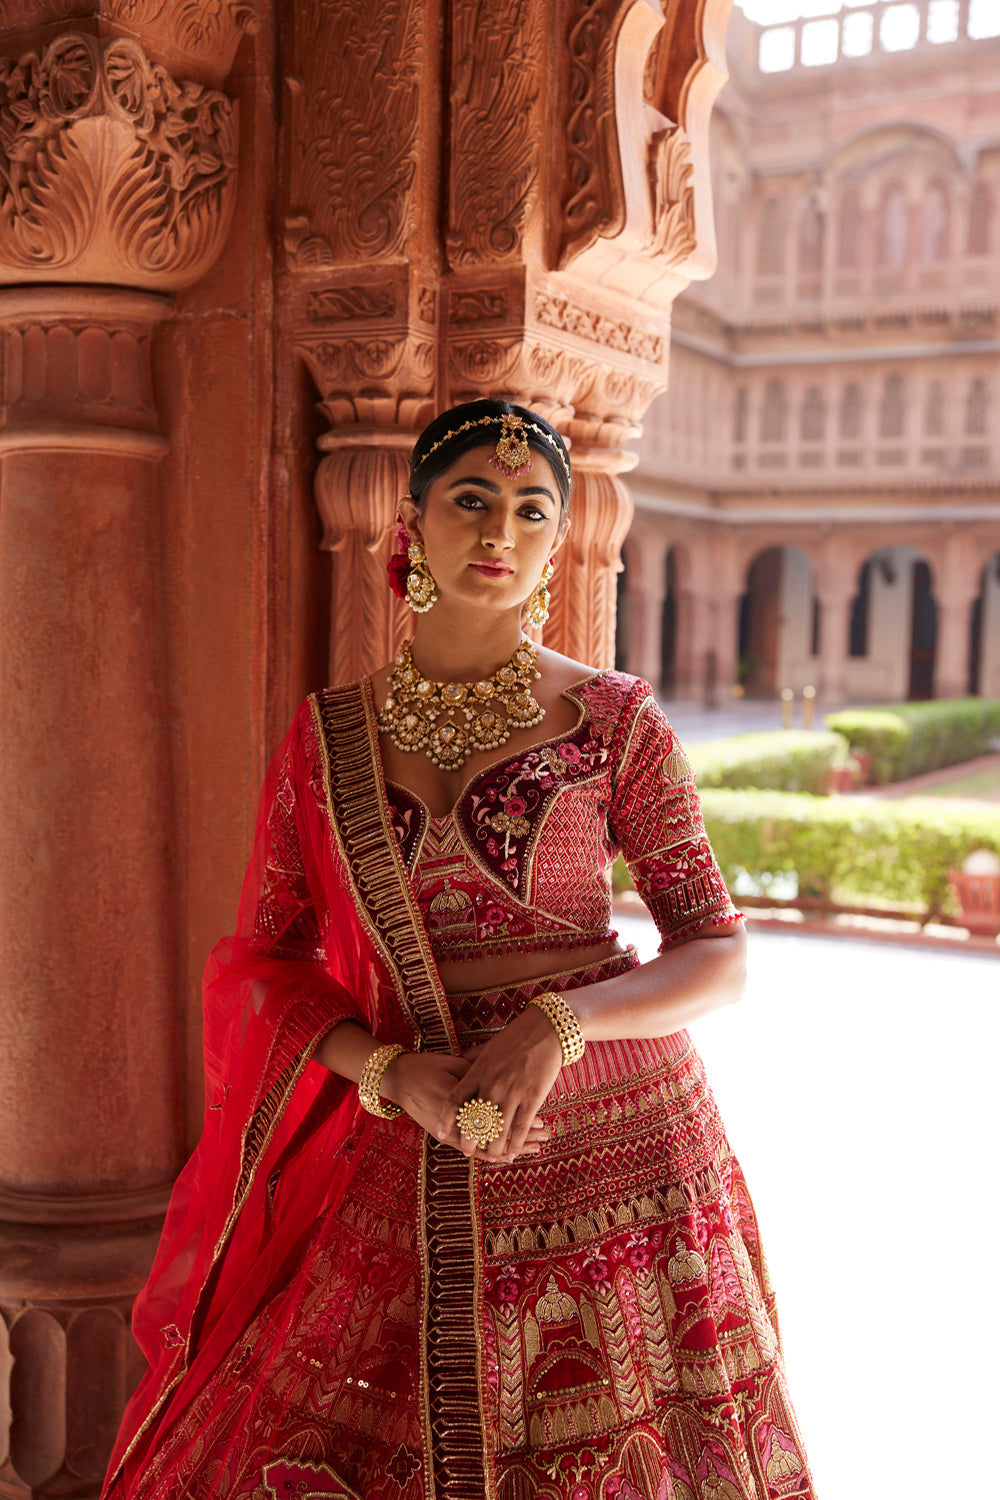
<box><xmin>688</xmin><ymin>730</ymin><xmax>850</xmax><ymax>796</ymax></box>
<box><xmin>699</xmin><ymin>788</ymin><xmax>1000</xmax><ymax>919</ymax></box>
<box><xmin>817</xmin><ymin>711</ymin><xmax>907</xmax><ymax>785</ymax></box>
<box><xmin>825</xmin><ymin>699</ymin><xmax>1000</xmax><ymax>784</ymax></box>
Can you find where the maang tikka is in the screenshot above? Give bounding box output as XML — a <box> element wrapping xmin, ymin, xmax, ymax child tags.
<box><xmin>524</xmin><ymin>559</ymin><xmax>554</xmax><ymax>628</ymax></box>
<box><xmin>491</xmin><ymin>413</ymin><xmax>532</xmax><ymax>479</ymax></box>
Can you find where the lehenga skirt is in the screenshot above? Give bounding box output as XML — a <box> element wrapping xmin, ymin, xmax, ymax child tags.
<box><xmin>126</xmin><ymin>952</ymin><xmax>816</xmax><ymax>1500</ymax></box>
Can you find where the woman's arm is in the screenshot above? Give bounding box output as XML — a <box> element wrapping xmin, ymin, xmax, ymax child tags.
<box><xmin>572</xmin><ymin>924</ymin><xmax>746</xmax><ymax>1041</ymax></box>
<box><xmin>445</xmin><ymin>925</ymin><xmax>746</xmax><ymax>1166</ymax></box>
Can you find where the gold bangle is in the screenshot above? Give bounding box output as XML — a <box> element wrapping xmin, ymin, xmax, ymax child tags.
<box><xmin>358</xmin><ymin>1042</ymin><xmax>406</xmax><ymax>1119</ymax></box>
<box><xmin>528</xmin><ymin>990</ymin><xmax>585</xmax><ymax>1067</ymax></box>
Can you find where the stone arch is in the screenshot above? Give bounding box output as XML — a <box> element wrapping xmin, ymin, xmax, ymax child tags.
<box><xmin>830</xmin><ymin>121</ymin><xmax>965</xmax><ymax>183</ymax></box>
<box><xmin>845</xmin><ymin>546</ymin><xmax>938</xmax><ymax>700</ymax></box>
<box><xmin>738</xmin><ymin>544</ymin><xmax>818</xmax><ymax>697</ymax></box>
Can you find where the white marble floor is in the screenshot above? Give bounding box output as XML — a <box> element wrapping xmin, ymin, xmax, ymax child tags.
<box><xmin>617</xmin><ymin>912</ymin><xmax>1000</xmax><ymax>1500</ymax></box>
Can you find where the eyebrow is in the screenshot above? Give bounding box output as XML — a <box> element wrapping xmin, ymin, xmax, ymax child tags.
<box><xmin>446</xmin><ymin>475</ymin><xmax>557</xmax><ymax>504</ymax></box>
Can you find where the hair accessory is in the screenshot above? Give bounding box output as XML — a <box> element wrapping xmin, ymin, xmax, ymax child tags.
<box><xmin>404</xmin><ymin>540</ymin><xmax>438</xmax><ymax>613</ymax></box>
<box><xmin>378</xmin><ymin>637</ymin><xmax>543</xmax><ymax>771</ymax></box>
<box><xmin>491</xmin><ymin>413</ymin><xmax>532</xmax><ymax>478</ymax></box>
<box><xmin>387</xmin><ymin>515</ymin><xmax>413</xmax><ymax>601</ymax></box>
<box><xmin>523</xmin><ymin>559</ymin><xmax>555</xmax><ymax>629</ymax></box>
<box><xmin>413</xmin><ymin>414</ymin><xmax>571</xmax><ymax>485</ymax></box>
<box><xmin>528</xmin><ymin>990</ymin><xmax>586</xmax><ymax>1067</ymax></box>
<box><xmin>358</xmin><ymin>1042</ymin><xmax>406</xmax><ymax>1119</ymax></box>
<box><xmin>455</xmin><ymin>1097</ymin><xmax>505</xmax><ymax>1150</ymax></box>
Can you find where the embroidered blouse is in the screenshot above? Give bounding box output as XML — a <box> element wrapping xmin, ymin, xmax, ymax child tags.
<box><xmin>383</xmin><ymin>671</ymin><xmax>740</xmax><ymax>962</ymax></box>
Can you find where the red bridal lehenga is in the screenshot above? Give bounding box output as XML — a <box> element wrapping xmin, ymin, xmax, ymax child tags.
<box><xmin>102</xmin><ymin>672</ymin><xmax>817</xmax><ymax>1500</ymax></box>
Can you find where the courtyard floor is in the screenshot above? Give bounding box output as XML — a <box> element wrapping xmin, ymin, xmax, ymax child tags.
<box><xmin>617</xmin><ymin>910</ymin><xmax>999</xmax><ymax>1500</ymax></box>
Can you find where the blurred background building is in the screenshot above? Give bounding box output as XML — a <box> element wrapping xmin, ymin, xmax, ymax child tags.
<box><xmin>620</xmin><ymin>0</ymin><xmax>1000</xmax><ymax>705</ymax></box>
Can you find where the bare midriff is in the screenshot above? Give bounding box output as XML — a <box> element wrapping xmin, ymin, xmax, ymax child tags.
<box><xmin>436</xmin><ymin>935</ymin><xmax>628</xmax><ymax>997</ymax></box>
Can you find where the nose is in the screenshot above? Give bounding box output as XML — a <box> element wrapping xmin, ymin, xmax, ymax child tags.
<box><xmin>481</xmin><ymin>507</ymin><xmax>515</xmax><ymax>551</ymax></box>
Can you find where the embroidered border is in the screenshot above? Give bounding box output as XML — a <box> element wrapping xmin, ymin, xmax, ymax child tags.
<box><xmin>310</xmin><ymin>682</ymin><xmax>456</xmax><ymax>1056</ymax></box>
<box><xmin>311</xmin><ymin>681</ymin><xmax>489</xmax><ymax>1500</ymax></box>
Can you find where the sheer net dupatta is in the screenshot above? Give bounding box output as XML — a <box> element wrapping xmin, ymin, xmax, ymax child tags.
<box><xmin>104</xmin><ymin>703</ymin><xmax>407</xmax><ymax>1493</ymax></box>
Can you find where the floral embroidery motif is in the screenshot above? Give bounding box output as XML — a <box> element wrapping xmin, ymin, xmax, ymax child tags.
<box><xmin>384</xmin><ymin>672</ymin><xmax>741</xmax><ymax>963</ymax></box>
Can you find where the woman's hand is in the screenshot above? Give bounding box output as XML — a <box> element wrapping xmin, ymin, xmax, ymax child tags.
<box><xmin>382</xmin><ymin>1050</ymin><xmax>549</xmax><ymax>1163</ymax></box>
<box><xmin>447</xmin><ymin>1005</ymin><xmax>564</xmax><ymax>1165</ymax></box>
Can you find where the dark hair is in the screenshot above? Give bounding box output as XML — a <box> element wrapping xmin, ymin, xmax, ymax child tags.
<box><xmin>408</xmin><ymin>398</ymin><xmax>572</xmax><ymax>512</ymax></box>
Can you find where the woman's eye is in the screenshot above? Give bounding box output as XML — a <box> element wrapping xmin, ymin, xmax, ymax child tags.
<box><xmin>455</xmin><ymin>493</ymin><xmax>486</xmax><ymax>510</ymax></box>
<box><xmin>520</xmin><ymin>507</ymin><xmax>546</xmax><ymax>522</ymax></box>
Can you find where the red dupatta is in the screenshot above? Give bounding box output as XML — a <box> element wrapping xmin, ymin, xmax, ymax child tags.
<box><xmin>103</xmin><ymin>681</ymin><xmax>463</xmax><ymax>1496</ymax></box>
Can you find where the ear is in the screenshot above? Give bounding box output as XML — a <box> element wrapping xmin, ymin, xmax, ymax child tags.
<box><xmin>397</xmin><ymin>495</ymin><xmax>421</xmax><ymax>540</ymax></box>
<box><xmin>551</xmin><ymin>512</ymin><xmax>571</xmax><ymax>553</ymax></box>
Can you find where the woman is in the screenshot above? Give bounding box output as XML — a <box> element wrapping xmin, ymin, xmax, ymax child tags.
<box><xmin>103</xmin><ymin>399</ymin><xmax>815</xmax><ymax>1500</ymax></box>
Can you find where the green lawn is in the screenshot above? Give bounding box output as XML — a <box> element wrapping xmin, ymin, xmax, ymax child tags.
<box><xmin>904</xmin><ymin>763</ymin><xmax>1000</xmax><ymax>804</ymax></box>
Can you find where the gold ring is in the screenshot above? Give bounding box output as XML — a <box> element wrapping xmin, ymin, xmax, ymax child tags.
<box><xmin>455</xmin><ymin>1097</ymin><xmax>505</xmax><ymax>1150</ymax></box>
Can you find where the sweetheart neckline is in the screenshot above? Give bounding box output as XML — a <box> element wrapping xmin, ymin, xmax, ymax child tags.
<box><xmin>376</xmin><ymin>671</ymin><xmax>604</xmax><ymax>823</ymax></box>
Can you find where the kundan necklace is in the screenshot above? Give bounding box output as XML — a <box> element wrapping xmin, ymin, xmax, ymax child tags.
<box><xmin>378</xmin><ymin>638</ymin><xmax>543</xmax><ymax>771</ymax></box>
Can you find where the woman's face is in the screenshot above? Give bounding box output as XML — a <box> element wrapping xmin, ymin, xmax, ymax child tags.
<box><xmin>401</xmin><ymin>444</ymin><xmax>568</xmax><ymax>618</ymax></box>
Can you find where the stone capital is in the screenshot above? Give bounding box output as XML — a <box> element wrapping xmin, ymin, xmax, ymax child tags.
<box><xmin>0</xmin><ymin>31</ymin><xmax>239</xmax><ymax>290</ymax></box>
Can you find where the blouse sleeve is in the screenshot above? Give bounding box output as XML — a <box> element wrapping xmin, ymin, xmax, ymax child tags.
<box><xmin>608</xmin><ymin>680</ymin><xmax>743</xmax><ymax>951</ymax></box>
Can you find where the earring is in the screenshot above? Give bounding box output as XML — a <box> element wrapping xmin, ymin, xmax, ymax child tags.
<box><xmin>523</xmin><ymin>560</ymin><xmax>554</xmax><ymax>628</ymax></box>
<box><xmin>405</xmin><ymin>540</ymin><xmax>438</xmax><ymax>613</ymax></box>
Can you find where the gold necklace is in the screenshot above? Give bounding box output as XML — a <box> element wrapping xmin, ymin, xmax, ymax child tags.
<box><xmin>378</xmin><ymin>638</ymin><xmax>544</xmax><ymax>771</ymax></box>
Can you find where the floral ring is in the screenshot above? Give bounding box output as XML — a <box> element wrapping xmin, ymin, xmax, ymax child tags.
<box><xmin>455</xmin><ymin>1097</ymin><xmax>505</xmax><ymax>1151</ymax></box>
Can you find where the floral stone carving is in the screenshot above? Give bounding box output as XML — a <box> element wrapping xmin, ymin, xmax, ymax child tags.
<box><xmin>0</xmin><ymin>32</ymin><xmax>238</xmax><ymax>288</ymax></box>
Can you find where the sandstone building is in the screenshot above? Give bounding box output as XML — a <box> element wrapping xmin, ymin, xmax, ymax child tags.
<box><xmin>621</xmin><ymin>0</ymin><xmax>1000</xmax><ymax>705</ymax></box>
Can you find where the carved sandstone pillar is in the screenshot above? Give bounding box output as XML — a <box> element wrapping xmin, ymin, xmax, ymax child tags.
<box><xmin>0</xmin><ymin>15</ymin><xmax>250</xmax><ymax>1496</ymax></box>
<box><xmin>283</xmin><ymin>0</ymin><xmax>732</xmax><ymax>679</ymax></box>
<box><xmin>621</xmin><ymin>521</ymin><xmax>669</xmax><ymax>688</ymax></box>
<box><xmin>934</xmin><ymin>531</ymin><xmax>979</xmax><ymax>700</ymax></box>
<box><xmin>816</xmin><ymin>589</ymin><xmax>853</xmax><ymax>704</ymax></box>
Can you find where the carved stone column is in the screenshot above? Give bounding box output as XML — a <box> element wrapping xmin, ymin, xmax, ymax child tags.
<box><xmin>0</xmin><ymin>12</ymin><xmax>250</xmax><ymax>1496</ymax></box>
<box><xmin>621</xmin><ymin>522</ymin><xmax>669</xmax><ymax>688</ymax></box>
<box><xmin>284</xmin><ymin>0</ymin><xmax>732</xmax><ymax>679</ymax></box>
<box><xmin>816</xmin><ymin>589</ymin><xmax>853</xmax><ymax>704</ymax></box>
<box><xmin>935</xmin><ymin>531</ymin><xmax>979</xmax><ymax>700</ymax></box>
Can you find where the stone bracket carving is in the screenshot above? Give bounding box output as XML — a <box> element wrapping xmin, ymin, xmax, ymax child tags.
<box><xmin>559</xmin><ymin>0</ymin><xmax>725</xmax><ymax>295</ymax></box>
<box><xmin>282</xmin><ymin>0</ymin><xmax>425</xmax><ymax>271</ymax></box>
<box><xmin>445</xmin><ymin>0</ymin><xmax>543</xmax><ymax>268</ymax></box>
<box><xmin>292</xmin><ymin>267</ymin><xmax>436</xmax><ymax>431</ymax></box>
<box><xmin>0</xmin><ymin>32</ymin><xmax>238</xmax><ymax>289</ymax></box>
<box><xmin>104</xmin><ymin>0</ymin><xmax>260</xmax><ymax>89</ymax></box>
<box><xmin>647</xmin><ymin>125</ymin><xmax>697</xmax><ymax>267</ymax></box>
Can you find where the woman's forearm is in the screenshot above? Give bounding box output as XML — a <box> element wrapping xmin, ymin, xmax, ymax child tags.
<box><xmin>314</xmin><ymin>1019</ymin><xmax>381</xmax><ymax>1083</ymax></box>
<box><xmin>570</xmin><ymin>925</ymin><xmax>747</xmax><ymax>1042</ymax></box>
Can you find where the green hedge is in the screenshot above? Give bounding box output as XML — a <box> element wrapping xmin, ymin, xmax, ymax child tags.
<box><xmin>698</xmin><ymin>788</ymin><xmax>1000</xmax><ymax>918</ymax></box>
<box><xmin>825</xmin><ymin>699</ymin><xmax>1000</xmax><ymax>785</ymax></box>
<box><xmin>688</xmin><ymin>730</ymin><xmax>850</xmax><ymax>795</ymax></box>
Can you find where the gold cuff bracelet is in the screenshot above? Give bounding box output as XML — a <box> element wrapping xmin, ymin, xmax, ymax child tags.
<box><xmin>529</xmin><ymin>990</ymin><xmax>586</xmax><ymax>1067</ymax></box>
<box><xmin>358</xmin><ymin>1042</ymin><xmax>406</xmax><ymax>1119</ymax></box>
